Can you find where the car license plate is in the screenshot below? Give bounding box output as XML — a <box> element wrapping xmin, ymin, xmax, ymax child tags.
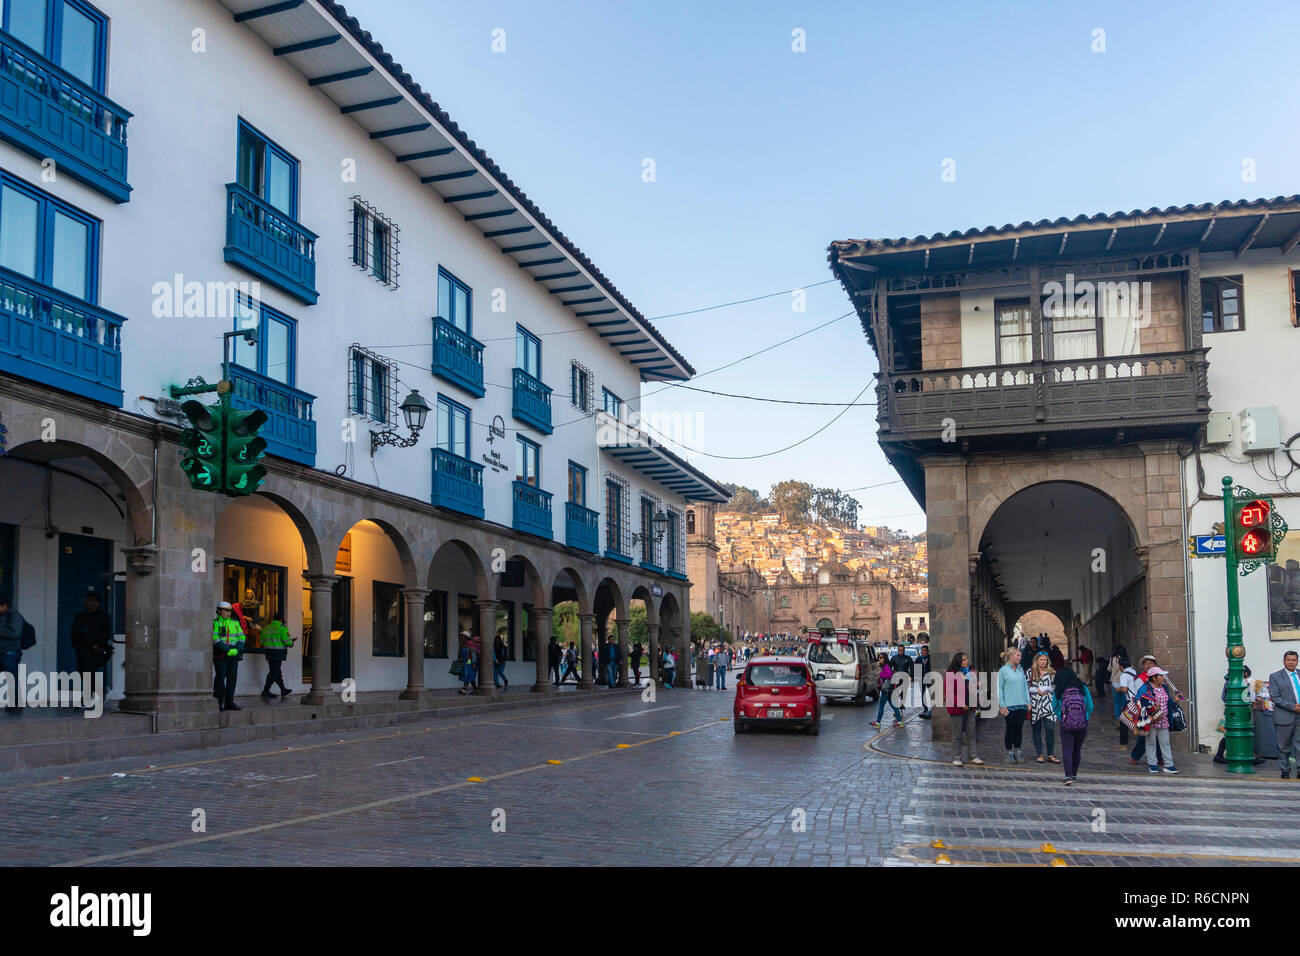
<box><xmin>766</xmin><ymin>708</ymin><xmax>784</xmax><ymax>718</ymax></box>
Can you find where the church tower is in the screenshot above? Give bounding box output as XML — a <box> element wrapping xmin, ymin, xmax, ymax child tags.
<box><xmin>686</xmin><ymin>502</ymin><xmax>719</xmax><ymax>624</ymax></box>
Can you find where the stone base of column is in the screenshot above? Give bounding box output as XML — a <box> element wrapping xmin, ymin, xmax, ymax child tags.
<box><xmin>530</xmin><ymin>682</ymin><xmax>556</xmax><ymax>695</ymax></box>
<box><xmin>474</xmin><ymin>685</ymin><xmax>500</xmax><ymax>698</ymax></box>
<box><xmin>398</xmin><ymin>688</ymin><xmax>424</xmax><ymax>701</ymax></box>
<box><xmin>929</xmin><ymin>709</ymin><xmax>954</xmax><ymax>742</ymax></box>
<box><xmin>117</xmin><ymin>691</ymin><xmax>215</xmax><ymax>732</ymax></box>
<box><xmin>577</xmin><ymin>680</ymin><xmax>595</xmax><ymax>691</ymax></box>
<box><xmin>301</xmin><ymin>686</ymin><xmax>333</xmax><ymax>706</ymax></box>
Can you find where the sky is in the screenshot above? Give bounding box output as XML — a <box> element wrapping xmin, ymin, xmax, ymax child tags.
<box><xmin>341</xmin><ymin>0</ymin><xmax>1300</xmax><ymax>534</ymax></box>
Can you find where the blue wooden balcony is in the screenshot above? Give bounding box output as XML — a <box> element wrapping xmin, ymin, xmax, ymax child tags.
<box><xmin>0</xmin><ymin>32</ymin><xmax>131</xmax><ymax>203</ymax></box>
<box><xmin>512</xmin><ymin>481</ymin><xmax>553</xmax><ymax>540</ymax></box>
<box><xmin>511</xmin><ymin>367</ymin><xmax>552</xmax><ymax>434</ymax></box>
<box><xmin>431</xmin><ymin>316</ymin><xmax>485</xmax><ymax>397</ymax></box>
<box><xmin>0</xmin><ymin>266</ymin><xmax>126</xmax><ymax>406</ymax></box>
<box><xmin>226</xmin><ymin>364</ymin><xmax>316</xmax><ymax>466</ymax></box>
<box><xmin>224</xmin><ymin>183</ymin><xmax>318</xmax><ymax>305</ymax></box>
<box><xmin>431</xmin><ymin>447</ymin><xmax>484</xmax><ymax>518</ymax></box>
<box><xmin>565</xmin><ymin>502</ymin><xmax>599</xmax><ymax>554</ymax></box>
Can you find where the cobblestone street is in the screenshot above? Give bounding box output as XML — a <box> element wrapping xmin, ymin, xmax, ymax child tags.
<box><xmin>3</xmin><ymin>683</ymin><xmax>1297</xmax><ymax>867</ymax></box>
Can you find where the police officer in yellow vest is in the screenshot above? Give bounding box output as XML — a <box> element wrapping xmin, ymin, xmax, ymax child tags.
<box><xmin>212</xmin><ymin>601</ymin><xmax>245</xmax><ymax>712</ymax></box>
<box><xmin>260</xmin><ymin>612</ymin><xmax>294</xmax><ymax>699</ymax></box>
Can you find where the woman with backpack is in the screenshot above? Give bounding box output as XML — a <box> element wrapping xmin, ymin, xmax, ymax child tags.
<box><xmin>661</xmin><ymin>647</ymin><xmax>676</xmax><ymax>689</ymax></box>
<box><xmin>1028</xmin><ymin>652</ymin><xmax>1060</xmax><ymax>764</ymax></box>
<box><xmin>947</xmin><ymin>651</ymin><xmax>984</xmax><ymax>766</ymax></box>
<box><xmin>1112</xmin><ymin>651</ymin><xmax>1135</xmax><ymax>746</ymax></box>
<box><xmin>997</xmin><ymin>646</ymin><xmax>1030</xmax><ymax>763</ymax></box>
<box><xmin>871</xmin><ymin>653</ymin><xmax>902</xmax><ymax>728</ymax></box>
<box><xmin>1053</xmin><ymin>665</ymin><xmax>1094</xmax><ymax>785</ymax></box>
<box><xmin>455</xmin><ymin>632</ymin><xmax>479</xmax><ymax>695</ymax></box>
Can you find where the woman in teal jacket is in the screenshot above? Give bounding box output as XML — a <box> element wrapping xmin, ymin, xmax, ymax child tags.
<box><xmin>998</xmin><ymin>647</ymin><xmax>1030</xmax><ymax>763</ymax></box>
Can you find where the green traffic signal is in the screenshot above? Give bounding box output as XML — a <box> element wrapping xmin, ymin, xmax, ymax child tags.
<box><xmin>222</xmin><ymin>406</ymin><xmax>268</xmax><ymax>496</ymax></box>
<box><xmin>179</xmin><ymin>399</ymin><xmax>223</xmax><ymax>491</ymax></box>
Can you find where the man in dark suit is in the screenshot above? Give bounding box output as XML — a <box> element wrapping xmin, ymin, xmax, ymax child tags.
<box><xmin>1268</xmin><ymin>650</ymin><xmax>1300</xmax><ymax>779</ymax></box>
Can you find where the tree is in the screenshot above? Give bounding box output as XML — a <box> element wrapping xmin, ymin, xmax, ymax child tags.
<box><xmin>629</xmin><ymin>604</ymin><xmax>648</xmax><ymax>643</ymax></box>
<box><xmin>721</xmin><ymin>483</ymin><xmax>766</xmax><ymax>513</ymax></box>
<box><xmin>690</xmin><ymin>610</ymin><xmax>722</xmax><ymax>644</ymax></box>
<box><xmin>770</xmin><ymin>480</ymin><xmax>813</xmax><ymax>524</ymax></box>
<box><xmin>552</xmin><ymin>602</ymin><xmax>579</xmax><ymax>645</ymax></box>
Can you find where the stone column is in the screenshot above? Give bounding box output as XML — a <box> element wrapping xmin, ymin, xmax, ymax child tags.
<box><xmin>578</xmin><ymin>613</ymin><xmax>595</xmax><ymax>690</ymax></box>
<box><xmin>303</xmin><ymin>574</ymin><xmax>338</xmax><ymax>705</ymax></box>
<box><xmin>646</xmin><ymin>621</ymin><xmax>660</xmax><ymax>685</ymax></box>
<box><xmin>118</xmin><ymin>544</ymin><xmax>162</xmax><ymax>714</ymax></box>
<box><xmin>532</xmin><ymin>606</ymin><xmax>553</xmax><ymax>693</ymax></box>
<box><xmin>400</xmin><ymin>587</ymin><xmax>430</xmax><ymax>700</ymax></box>
<box><xmin>475</xmin><ymin>599</ymin><xmax>500</xmax><ymax>697</ymax></box>
<box><xmin>921</xmin><ymin>456</ymin><xmax>971</xmax><ymax>742</ymax></box>
<box><xmin>615</xmin><ymin>617</ymin><xmax>631</xmax><ymax>687</ymax></box>
<box><xmin>671</xmin><ymin>625</ymin><xmax>685</xmax><ymax>688</ymax></box>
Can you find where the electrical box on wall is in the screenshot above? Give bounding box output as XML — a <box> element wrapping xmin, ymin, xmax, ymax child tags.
<box><xmin>1205</xmin><ymin>412</ymin><xmax>1233</xmax><ymax>446</ymax></box>
<box><xmin>1239</xmin><ymin>406</ymin><xmax>1281</xmax><ymax>454</ymax></box>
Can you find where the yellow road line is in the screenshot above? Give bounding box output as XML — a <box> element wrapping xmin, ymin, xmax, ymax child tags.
<box><xmin>53</xmin><ymin>717</ymin><xmax>726</xmax><ymax>866</ymax></box>
<box><xmin>0</xmin><ymin>699</ymin><xmax>626</xmax><ymax>793</ymax></box>
<box><xmin>892</xmin><ymin>841</ymin><xmax>1298</xmax><ymax>866</ymax></box>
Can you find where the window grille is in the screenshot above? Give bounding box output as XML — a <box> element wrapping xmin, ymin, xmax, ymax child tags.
<box><xmin>349</xmin><ymin>196</ymin><xmax>401</xmax><ymax>289</ymax></box>
<box><xmin>570</xmin><ymin>361</ymin><xmax>593</xmax><ymax>412</ymax></box>
<box><xmin>605</xmin><ymin>473</ymin><xmax>631</xmax><ymax>556</ymax></box>
<box><xmin>348</xmin><ymin>344</ymin><xmax>397</xmax><ymax>424</ymax></box>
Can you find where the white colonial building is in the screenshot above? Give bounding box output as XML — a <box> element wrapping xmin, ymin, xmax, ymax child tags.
<box><xmin>1182</xmin><ymin>243</ymin><xmax>1300</xmax><ymax>750</ymax></box>
<box><xmin>0</xmin><ymin>0</ymin><xmax>727</xmax><ymax>731</ymax></box>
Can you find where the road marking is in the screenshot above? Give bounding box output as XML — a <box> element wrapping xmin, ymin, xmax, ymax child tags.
<box><xmin>606</xmin><ymin>706</ymin><xmax>681</xmax><ymax>719</ymax></box>
<box><xmin>373</xmin><ymin>756</ymin><xmax>426</xmax><ymax>767</ymax></box>
<box><xmin>52</xmin><ymin>717</ymin><xmax>727</xmax><ymax>867</ymax></box>
<box><xmin>479</xmin><ymin>720</ymin><xmax>661</xmax><ymax>737</ymax></box>
<box><xmin>0</xmin><ymin>699</ymin><xmax>628</xmax><ymax>793</ymax></box>
<box><xmin>891</xmin><ymin>840</ymin><xmax>1298</xmax><ymax>866</ymax></box>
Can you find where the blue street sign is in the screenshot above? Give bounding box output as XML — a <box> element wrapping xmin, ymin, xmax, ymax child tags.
<box><xmin>1195</xmin><ymin>534</ymin><xmax>1226</xmax><ymax>555</ymax></box>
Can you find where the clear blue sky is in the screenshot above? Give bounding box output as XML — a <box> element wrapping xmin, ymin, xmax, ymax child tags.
<box><xmin>342</xmin><ymin>0</ymin><xmax>1300</xmax><ymax>534</ymax></box>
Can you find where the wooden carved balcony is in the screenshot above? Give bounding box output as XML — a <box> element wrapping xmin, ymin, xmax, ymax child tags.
<box><xmin>879</xmin><ymin>348</ymin><xmax>1209</xmax><ymax>450</ymax></box>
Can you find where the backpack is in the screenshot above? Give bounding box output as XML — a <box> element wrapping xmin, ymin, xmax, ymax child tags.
<box><xmin>1061</xmin><ymin>687</ymin><xmax>1088</xmax><ymax>731</ymax></box>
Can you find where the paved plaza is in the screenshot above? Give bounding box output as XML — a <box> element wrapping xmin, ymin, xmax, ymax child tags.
<box><xmin>3</xmin><ymin>681</ymin><xmax>1297</xmax><ymax>867</ymax></box>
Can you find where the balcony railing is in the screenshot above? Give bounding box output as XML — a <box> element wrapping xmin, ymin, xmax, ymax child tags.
<box><xmin>226</xmin><ymin>364</ymin><xmax>316</xmax><ymax>466</ymax></box>
<box><xmin>0</xmin><ymin>31</ymin><xmax>131</xmax><ymax>202</ymax></box>
<box><xmin>0</xmin><ymin>266</ymin><xmax>126</xmax><ymax>406</ymax></box>
<box><xmin>512</xmin><ymin>366</ymin><xmax>552</xmax><ymax>434</ymax></box>
<box><xmin>431</xmin><ymin>447</ymin><xmax>485</xmax><ymax>519</ymax></box>
<box><xmin>431</xmin><ymin>316</ymin><xmax>485</xmax><ymax>397</ymax></box>
<box><xmin>224</xmin><ymin>183</ymin><xmax>318</xmax><ymax>305</ymax></box>
<box><xmin>512</xmin><ymin>480</ymin><xmax>553</xmax><ymax>540</ymax></box>
<box><xmin>565</xmin><ymin>501</ymin><xmax>599</xmax><ymax>554</ymax></box>
<box><xmin>881</xmin><ymin>349</ymin><xmax>1209</xmax><ymax>445</ymax></box>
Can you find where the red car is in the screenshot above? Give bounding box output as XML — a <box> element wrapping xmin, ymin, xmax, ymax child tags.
<box><xmin>733</xmin><ymin>656</ymin><xmax>821</xmax><ymax>735</ymax></box>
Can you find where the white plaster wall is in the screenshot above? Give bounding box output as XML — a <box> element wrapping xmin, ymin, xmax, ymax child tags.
<box><xmin>1185</xmin><ymin>248</ymin><xmax>1300</xmax><ymax>747</ymax></box>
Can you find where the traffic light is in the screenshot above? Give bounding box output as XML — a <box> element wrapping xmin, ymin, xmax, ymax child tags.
<box><xmin>1233</xmin><ymin>496</ymin><xmax>1276</xmax><ymax>562</ymax></box>
<box><xmin>178</xmin><ymin>400</ymin><xmax>223</xmax><ymax>491</ymax></box>
<box><xmin>223</xmin><ymin>406</ymin><xmax>268</xmax><ymax>496</ymax></box>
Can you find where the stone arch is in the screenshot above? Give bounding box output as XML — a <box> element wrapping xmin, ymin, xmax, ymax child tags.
<box><xmin>550</xmin><ymin>565</ymin><xmax>591</xmax><ymax>616</ymax></box>
<box><xmin>425</xmin><ymin>537</ymin><xmax>491</xmax><ymax>598</ymax></box>
<box><xmin>593</xmin><ymin>575</ymin><xmax>628</xmax><ymax>622</ymax></box>
<box><xmin>326</xmin><ymin>516</ymin><xmax>419</xmax><ymax>588</ymax></box>
<box><xmin>629</xmin><ymin>583</ymin><xmax>657</xmax><ymax>626</ymax></box>
<box><xmin>658</xmin><ymin>590</ymin><xmax>682</xmax><ymax>633</ymax></box>
<box><xmin>494</xmin><ymin>551</ymin><xmax>547</xmax><ymax>607</ymax></box>
<box><xmin>248</xmin><ymin>487</ymin><xmax>328</xmax><ymax>577</ymax></box>
<box><xmin>970</xmin><ymin>472</ymin><xmax>1147</xmax><ymax>552</ymax></box>
<box><xmin>6</xmin><ymin>438</ymin><xmax>151</xmax><ymax>546</ymax></box>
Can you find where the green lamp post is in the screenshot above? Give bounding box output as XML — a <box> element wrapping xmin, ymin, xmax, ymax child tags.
<box><xmin>1221</xmin><ymin>477</ymin><xmax>1286</xmax><ymax>775</ymax></box>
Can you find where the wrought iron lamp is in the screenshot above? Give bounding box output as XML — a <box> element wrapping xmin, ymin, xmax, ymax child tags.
<box><xmin>370</xmin><ymin>388</ymin><xmax>430</xmax><ymax>456</ymax></box>
<box><xmin>631</xmin><ymin>510</ymin><xmax>669</xmax><ymax>546</ymax></box>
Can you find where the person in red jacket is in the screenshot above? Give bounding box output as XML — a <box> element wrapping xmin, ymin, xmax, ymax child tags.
<box><xmin>947</xmin><ymin>651</ymin><xmax>984</xmax><ymax>766</ymax></box>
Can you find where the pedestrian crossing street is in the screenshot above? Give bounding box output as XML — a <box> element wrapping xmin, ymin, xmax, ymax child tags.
<box><xmin>885</xmin><ymin>766</ymin><xmax>1300</xmax><ymax>866</ymax></box>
